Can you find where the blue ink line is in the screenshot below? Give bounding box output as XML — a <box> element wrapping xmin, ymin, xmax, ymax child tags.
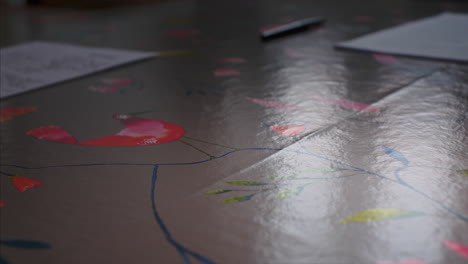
<box><xmin>150</xmin><ymin>165</ymin><xmax>217</xmax><ymax>264</ymax></box>
<box><xmin>407</xmin><ymin>165</ymin><xmax>462</xmax><ymax>172</ymax></box>
<box><xmin>394</xmin><ymin>167</ymin><xmax>405</xmax><ymax>184</ymax></box>
<box><xmin>393</xmin><ymin>162</ymin><xmax>468</xmax><ymax>222</ymax></box>
<box><xmin>0</xmin><ymin>240</ymin><xmax>51</xmax><ymax>249</ymax></box>
<box><xmin>4</xmin><ymin>146</ymin><xmax>468</xmax><ymax>226</ymax></box>
<box><xmin>293</xmin><ymin>142</ymin><xmax>398</xmax><ymax>183</ymax></box>
<box><xmin>296</xmin><ymin>142</ymin><xmax>468</xmax><ymax>222</ymax></box>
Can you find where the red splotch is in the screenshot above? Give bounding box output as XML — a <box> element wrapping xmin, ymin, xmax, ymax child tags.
<box><xmin>0</xmin><ymin>106</ymin><xmax>38</xmax><ymax>122</ymax></box>
<box><xmin>27</xmin><ymin>114</ymin><xmax>185</xmax><ymax>147</ymax></box>
<box><xmin>270</xmin><ymin>125</ymin><xmax>305</xmax><ymax>136</ymax></box>
<box><xmin>377</xmin><ymin>259</ymin><xmax>429</xmax><ymax>264</ymax></box>
<box><xmin>442</xmin><ymin>239</ymin><xmax>468</xmax><ymax>259</ymax></box>
<box><xmin>314</xmin><ymin>96</ymin><xmax>380</xmax><ymax>112</ymax></box>
<box><xmin>245</xmin><ymin>97</ymin><xmax>300</xmax><ymax>110</ymax></box>
<box><xmin>27</xmin><ymin>126</ymin><xmax>79</xmax><ymax>144</ymax></box>
<box><xmin>373</xmin><ymin>53</ymin><xmax>400</xmax><ymax>65</ymax></box>
<box><xmin>214</xmin><ymin>68</ymin><xmax>240</xmax><ymax>77</ymax></box>
<box><xmin>9</xmin><ymin>176</ymin><xmax>43</xmax><ymax>192</ymax></box>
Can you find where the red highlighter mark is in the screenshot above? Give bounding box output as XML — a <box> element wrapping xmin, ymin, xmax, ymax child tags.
<box><xmin>0</xmin><ymin>200</ymin><xmax>5</xmax><ymax>207</ymax></box>
<box><xmin>245</xmin><ymin>97</ymin><xmax>300</xmax><ymax>110</ymax></box>
<box><xmin>27</xmin><ymin>114</ymin><xmax>185</xmax><ymax>147</ymax></box>
<box><xmin>8</xmin><ymin>176</ymin><xmax>43</xmax><ymax>192</ymax></box>
<box><xmin>214</xmin><ymin>68</ymin><xmax>240</xmax><ymax>77</ymax></box>
<box><xmin>377</xmin><ymin>260</ymin><xmax>429</xmax><ymax>264</ymax></box>
<box><xmin>270</xmin><ymin>125</ymin><xmax>305</xmax><ymax>136</ymax></box>
<box><xmin>373</xmin><ymin>53</ymin><xmax>399</xmax><ymax>65</ymax></box>
<box><xmin>314</xmin><ymin>96</ymin><xmax>380</xmax><ymax>112</ymax></box>
<box><xmin>0</xmin><ymin>106</ymin><xmax>38</xmax><ymax>122</ymax></box>
<box><xmin>442</xmin><ymin>239</ymin><xmax>468</xmax><ymax>259</ymax></box>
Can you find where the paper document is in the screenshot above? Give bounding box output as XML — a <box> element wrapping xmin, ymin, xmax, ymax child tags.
<box><xmin>336</xmin><ymin>13</ymin><xmax>468</xmax><ymax>62</ymax></box>
<box><xmin>0</xmin><ymin>41</ymin><xmax>154</xmax><ymax>98</ymax></box>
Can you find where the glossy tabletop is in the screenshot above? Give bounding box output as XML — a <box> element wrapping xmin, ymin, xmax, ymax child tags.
<box><xmin>1</xmin><ymin>0</ymin><xmax>468</xmax><ymax>263</ymax></box>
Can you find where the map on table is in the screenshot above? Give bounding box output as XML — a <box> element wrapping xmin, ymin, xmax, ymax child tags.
<box><xmin>336</xmin><ymin>12</ymin><xmax>468</xmax><ymax>63</ymax></box>
<box><xmin>0</xmin><ymin>41</ymin><xmax>154</xmax><ymax>98</ymax></box>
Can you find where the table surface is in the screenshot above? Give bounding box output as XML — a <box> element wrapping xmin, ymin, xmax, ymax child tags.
<box><xmin>1</xmin><ymin>1</ymin><xmax>468</xmax><ymax>264</ymax></box>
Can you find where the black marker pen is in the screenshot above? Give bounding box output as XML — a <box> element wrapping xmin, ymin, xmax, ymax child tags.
<box><xmin>260</xmin><ymin>16</ymin><xmax>326</xmax><ymax>40</ymax></box>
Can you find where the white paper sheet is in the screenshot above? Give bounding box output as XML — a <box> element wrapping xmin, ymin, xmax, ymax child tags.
<box><xmin>336</xmin><ymin>12</ymin><xmax>468</xmax><ymax>62</ymax></box>
<box><xmin>0</xmin><ymin>41</ymin><xmax>154</xmax><ymax>98</ymax></box>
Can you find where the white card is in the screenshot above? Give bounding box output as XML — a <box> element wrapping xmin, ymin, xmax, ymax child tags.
<box><xmin>0</xmin><ymin>41</ymin><xmax>154</xmax><ymax>98</ymax></box>
<box><xmin>336</xmin><ymin>13</ymin><xmax>468</xmax><ymax>62</ymax></box>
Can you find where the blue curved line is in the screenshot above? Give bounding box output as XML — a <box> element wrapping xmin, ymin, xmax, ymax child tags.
<box><xmin>394</xmin><ymin>167</ymin><xmax>406</xmax><ymax>184</ymax></box>
<box><xmin>3</xmin><ymin>146</ymin><xmax>467</xmax><ymax>225</ymax></box>
<box><xmin>393</xmin><ymin>163</ymin><xmax>468</xmax><ymax>222</ymax></box>
<box><xmin>150</xmin><ymin>165</ymin><xmax>217</xmax><ymax>264</ymax></box>
<box><xmin>297</xmin><ymin>142</ymin><xmax>468</xmax><ymax>222</ymax></box>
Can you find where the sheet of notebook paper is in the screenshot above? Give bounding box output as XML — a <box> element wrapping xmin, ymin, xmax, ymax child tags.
<box><xmin>0</xmin><ymin>41</ymin><xmax>154</xmax><ymax>98</ymax></box>
<box><xmin>336</xmin><ymin>12</ymin><xmax>468</xmax><ymax>62</ymax></box>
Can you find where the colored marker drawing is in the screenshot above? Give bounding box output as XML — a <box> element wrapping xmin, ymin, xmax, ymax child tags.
<box><xmin>0</xmin><ymin>106</ymin><xmax>38</xmax><ymax>122</ymax></box>
<box><xmin>8</xmin><ymin>175</ymin><xmax>43</xmax><ymax>192</ymax></box>
<box><xmin>314</xmin><ymin>96</ymin><xmax>380</xmax><ymax>112</ymax></box>
<box><xmin>27</xmin><ymin>114</ymin><xmax>185</xmax><ymax>146</ymax></box>
<box><xmin>442</xmin><ymin>240</ymin><xmax>468</xmax><ymax>259</ymax></box>
<box><xmin>214</xmin><ymin>68</ymin><xmax>240</xmax><ymax>77</ymax></box>
<box><xmin>205</xmin><ymin>167</ymin><xmax>366</xmax><ymax>203</ymax></box>
<box><xmin>270</xmin><ymin>125</ymin><xmax>305</xmax><ymax>136</ymax></box>
<box><xmin>4</xmin><ymin>118</ymin><xmax>468</xmax><ymax>264</ymax></box>
<box><xmin>340</xmin><ymin>208</ymin><xmax>423</xmax><ymax>223</ymax></box>
<box><xmin>377</xmin><ymin>259</ymin><xmax>429</xmax><ymax>264</ymax></box>
<box><xmin>245</xmin><ymin>97</ymin><xmax>300</xmax><ymax>110</ymax></box>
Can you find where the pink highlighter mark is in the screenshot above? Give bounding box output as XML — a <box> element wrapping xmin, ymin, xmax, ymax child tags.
<box><xmin>217</xmin><ymin>57</ymin><xmax>247</xmax><ymax>64</ymax></box>
<box><xmin>314</xmin><ymin>96</ymin><xmax>380</xmax><ymax>112</ymax></box>
<box><xmin>88</xmin><ymin>86</ymin><xmax>119</xmax><ymax>93</ymax></box>
<box><xmin>377</xmin><ymin>260</ymin><xmax>429</xmax><ymax>264</ymax></box>
<box><xmin>214</xmin><ymin>68</ymin><xmax>240</xmax><ymax>77</ymax></box>
<box><xmin>27</xmin><ymin>114</ymin><xmax>185</xmax><ymax>147</ymax></box>
<box><xmin>167</xmin><ymin>30</ymin><xmax>199</xmax><ymax>37</ymax></box>
<box><xmin>373</xmin><ymin>53</ymin><xmax>400</xmax><ymax>65</ymax></box>
<box><xmin>442</xmin><ymin>240</ymin><xmax>468</xmax><ymax>259</ymax></box>
<box><xmin>100</xmin><ymin>78</ymin><xmax>132</xmax><ymax>85</ymax></box>
<box><xmin>270</xmin><ymin>125</ymin><xmax>305</xmax><ymax>136</ymax></box>
<box><xmin>245</xmin><ymin>97</ymin><xmax>300</xmax><ymax>110</ymax></box>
